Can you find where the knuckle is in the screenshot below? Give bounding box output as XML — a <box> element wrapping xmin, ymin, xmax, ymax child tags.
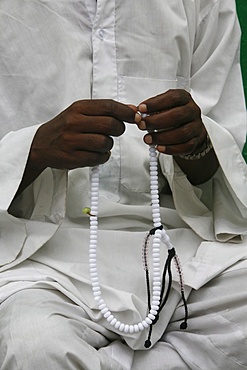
<box><xmin>169</xmin><ymin>89</ymin><xmax>190</xmax><ymax>105</ymax></box>
<box><xmin>109</xmin><ymin>117</ymin><xmax>125</xmax><ymax>136</ymax></box>
<box><xmin>108</xmin><ymin>117</ymin><xmax>117</xmax><ymax>130</ymax></box>
<box><xmin>69</xmin><ymin>100</ymin><xmax>83</xmax><ymax>111</ymax></box>
<box><xmin>103</xmin><ymin>136</ymin><xmax>113</xmax><ymax>151</ymax></box>
<box><xmin>188</xmin><ymin>100</ymin><xmax>201</xmax><ymax>118</ymax></box>
<box><xmin>186</xmin><ymin>138</ymin><xmax>198</xmax><ymax>154</ymax></box>
<box><xmin>180</xmin><ymin>125</ymin><xmax>193</xmax><ymax>141</ymax></box>
<box><xmin>173</xmin><ymin>106</ymin><xmax>187</xmax><ymax>123</ymax></box>
<box><xmin>61</xmin><ymin>110</ymin><xmax>80</xmax><ymax>129</ymax></box>
<box><xmin>101</xmin><ymin>99</ymin><xmax>115</xmax><ymax>114</ymax></box>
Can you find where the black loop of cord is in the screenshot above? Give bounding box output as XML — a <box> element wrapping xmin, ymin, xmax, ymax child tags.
<box><xmin>144</xmin><ymin>227</ymin><xmax>188</xmax><ymax>349</ymax></box>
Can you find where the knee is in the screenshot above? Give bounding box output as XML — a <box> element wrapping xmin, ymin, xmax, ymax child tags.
<box><xmin>1</xmin><ymin>303</ymin><xmax>74</xmax><ymax>368</ymax></box>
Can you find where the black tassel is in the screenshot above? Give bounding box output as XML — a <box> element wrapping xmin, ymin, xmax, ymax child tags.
<box><xmin>143</xmin><ymin>229</ymin><xmax>188</xmax><ymax>348</ymax></box>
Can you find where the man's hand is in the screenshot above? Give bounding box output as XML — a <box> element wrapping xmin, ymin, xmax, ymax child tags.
<box><xmin>31</xmin><ymin>99</ymin><xmax>137</xmax><ymax>171</ymax></box>
<box><xmin>15</xmin><ymin>99</ymin><xmax>136</xmax><ymax>197</ymax></box>
<box><xmin>135</xmin><ymin>89</ymin><xmax>218</xmax><ymax>185</ymax></box>
<box><xmin>136</xmin><ymin>89</ymin><xmax>206</xmax><ymax>156</ymax></box>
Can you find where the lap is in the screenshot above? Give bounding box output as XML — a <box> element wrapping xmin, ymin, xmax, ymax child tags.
<box><xmin>0</xmin><ymin>288</ymin><xmax>122</xmax><ymax>370</ymax></box>
<box><xmin>1</xmin><ymin>258</ymin><xmax>247</xmax><ymax>370</ymax></box>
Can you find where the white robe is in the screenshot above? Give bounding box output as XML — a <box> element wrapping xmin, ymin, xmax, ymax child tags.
<box><xmin>0</xmin><ymin>0</ymin><xmax>247</xmax><ymax>356</ymax></box>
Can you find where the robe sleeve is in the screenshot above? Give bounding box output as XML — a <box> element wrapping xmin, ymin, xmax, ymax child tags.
<box><xmin>159</xmin><ymin>0</ymin><xmax>247</xmax><ymax>242</ymax></box>
<box><xmin>0</xmin><ymin>124</ymin><xmax>67</xmax><ymax>269</ymax></box>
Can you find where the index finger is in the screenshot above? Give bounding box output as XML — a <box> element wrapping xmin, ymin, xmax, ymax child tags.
<box><xmin>138</xmin><ymin>89</ymin><xmax>191</xmax><ymax>115</ymax></box>
<box><xmin>73</xmin><ymin>99</ymin><xmax>137</xmax><ymax>123</ymax></box>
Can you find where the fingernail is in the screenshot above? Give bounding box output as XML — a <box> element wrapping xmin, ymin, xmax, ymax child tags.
<box><xmin>139</xmin><ymin>120</ymin><xmax>146</xmax><ymax>130</ymax></box>
<box><xmin>145</xmin><ymin>135</ymin><xmax>152</xmax><ymax>144</ymax></box>
<box><xmin>156</xmin><ymin>145</ymin><xmax>166</xmax><ymax>153</ymax></box>
<box><xmin>135</xmin><ymin>112</ymin><xmax>142</xmax><ymax>123</ymax></box>
<box><xmin>139</xmin><ymin>104</ymin><xmax>147</xmax><ymax>113</ymax></box>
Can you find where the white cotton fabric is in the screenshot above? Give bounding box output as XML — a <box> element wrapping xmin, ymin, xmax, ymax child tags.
<box><xmin>0</xmin><ymin>0</ymin><xmax>247</xmax><ymax>361</ymax></box>
<box><xmin>1</xmin><ymin>259</ymin><xmax>247</xmax><ymax>369</ymax></box>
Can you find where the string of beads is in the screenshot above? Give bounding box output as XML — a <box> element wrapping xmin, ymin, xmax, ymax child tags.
<box><xmin>88</xmin><ymin>145</ymin><xmax>180</xmax><ymax>335</ymax></box>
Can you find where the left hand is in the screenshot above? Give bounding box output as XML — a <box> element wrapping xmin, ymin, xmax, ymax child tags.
<box><xmin>135</xmin><ymin>89</ymin><xmax>207</xmax><ymax>156</ymax></box>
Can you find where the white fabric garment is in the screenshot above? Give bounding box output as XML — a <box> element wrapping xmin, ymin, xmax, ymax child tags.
<box><xmin>1</xmin><ymin>259</ymin><xmax>247</xmax><ymax>369</ymax></box>
<box><xmin>0</xmin><ymin>0</ymin><xmax>247</xmax><ymax>363</ymax></box>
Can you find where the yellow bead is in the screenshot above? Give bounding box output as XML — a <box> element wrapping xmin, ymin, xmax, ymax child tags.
<box><xmin>82</xmin><ymin>207</ymin><xmax>91</xmax><ymax>215</ymax></box>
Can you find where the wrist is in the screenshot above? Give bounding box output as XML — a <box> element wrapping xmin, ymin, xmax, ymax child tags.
<box><xmin>179</xmin><ymin>134</ymin><xmax>213</xmax><ymax>161</ymax></box>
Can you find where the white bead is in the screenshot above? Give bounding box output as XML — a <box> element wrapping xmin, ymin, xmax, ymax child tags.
<box><xmin>90</xmin><ymin>226</ymin><xmax>98</xmax><ymax>231</ymax></box>
<box><xmin>145</xmin><ymin>317</ymin><xmax>152</xmax><ymax>325</ymax></box>
<box><xmin>90</xmin><ymin>273</ymin><xmax>98</xmax><ymax>279</ymax></box>
<box><xmin>153</xmin><ymin>218</ymin><xmax>161</xmax><ymax>224</ymax></box>
<box><xmin>104</xmin><ymin>311</ymin><xmax>111</xmax><ymax>319</ymax></box>
<box><xmin>152</xmin><ymin>212</ymin><xmax>160</xmax><ymax>218</ymax></box>
<box><xmin>153</xmin><ymin>286</ymin><xmax>161</xmax><ymax>292</ymax></box>
<box><xmin>153</xmin><ymin>276</ymin><xmax>161</xmax><ymax>283</ymax></box>
<box><xmin>91</xmin><ymin>195</ymin><xmax>98</xmax><ymax>201</ymax></box>
<box><xmin>153</xmin><ymin>291</ymin><xmax>161</xmax><ymax>296</ymax></box>
<box><xmin>150</xmin><ymin>309</ymin><xmax>158</xmax><ymax>316</ymax></box>
<box><xmin>138</xmin><ymin>323</ymin><xmax>145</xmax><ymax>331</ymax></box>
<box><xmin>153</xmin><ymin>281</ymin><xmax>161</xmax><ymax>286</ymax></box>
<box><xmin>93</xmin><ymin>291</ymin><xmax>101</xmax><ymax>297</ymax></box>
<box><xmin>153</xmin><ymin>244</ymin><xmax>160</xmax><ymax>250</ymax></box>
<box><xmin>151</xmin><ymin>305</ymin><xmax>159</xmax><ymax>311</ymax></box>
<box><xmin>134</xmin><ymin>325</ymin><xmax>139</xmax><ymax>333</ymax></box>
<box><xmin>148</xmin><ymin>313</ymin><xmax>155</xmax><ymax>321</ymax></box>
<box><xmin>124</xmin><ymin>325</ymin><xmax>130</xmax><ymax>333</ymax></box>
<box><xmin>142</xmin><ymin>320</ymin><xmax>149</xmax><ymax>329</ymax></box>
<box><xmin>153</xmin><ymin>267</ymin><xmax>160</xmax><ymax>272</ymax></box>
<box><xmin>110</xmin><ymin>318</ymin><xmax>117</xmax><ymax>326</ymax></box>
<box><xmin>114</xmin><ymin>321</ymin><xmax>121</xmax><ymax>329</ymax></box>
<box><xmin>153</xmin><ymin>273</ymin><xmax>160</xmax><ymax>279</ymax></box>
<box><xmin>152</xmin><ymin>253</ymin><xmax>159</xmax><ymax>259</ymax></box>
<box><xmin>152</xmin><ymin>205</ymin><xmax>160</xmax><ymax>212</ymax></box>
<box><xmin>107</xmin><ymin>315</ymin><xmax>114</xmax><ymax>324</ymax></box>
<box><xmin>99</xmin><ymin>303</ymin><xmax>106</xmax><ymax>310</ymax></box>
<box><xmin>119</xmin><ymin>323</ymin><xmax>125</xmax><ymax>332</ymax></box>
<box><xmin>92</xmin><ymin>286</ymin><xmax>100</xmax><ymax>292</ymax></box>
<box><xmin>101</xmin><ymin>307</ymin><xmax>108</xmax><ymax>314</ymax></box>
<box><xmin>129</xmin><ymin>325</ymin><xmax>134</xmax><ymax>334</ymax></box>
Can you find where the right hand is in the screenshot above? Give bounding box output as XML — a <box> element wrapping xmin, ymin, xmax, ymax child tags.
<box><xmin>30</xmin><ymin>99</ymin><xmax>137</xmax><ymax>171</ymax></box>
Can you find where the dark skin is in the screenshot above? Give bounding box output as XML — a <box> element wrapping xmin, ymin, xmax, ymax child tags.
<box><xmin>135</xmin><ymin>89</ymin><xmax>219</xmax><ymax>185</ymax></box>
<box><xmin>15</xmin><ymin>99</ymin><xmax>137</xmax><ymax>197</ymax></box>
<box><xmin>15</xmin><ymin>90</ymin><xmax>219</xmax><ymax>198</ymax></box>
